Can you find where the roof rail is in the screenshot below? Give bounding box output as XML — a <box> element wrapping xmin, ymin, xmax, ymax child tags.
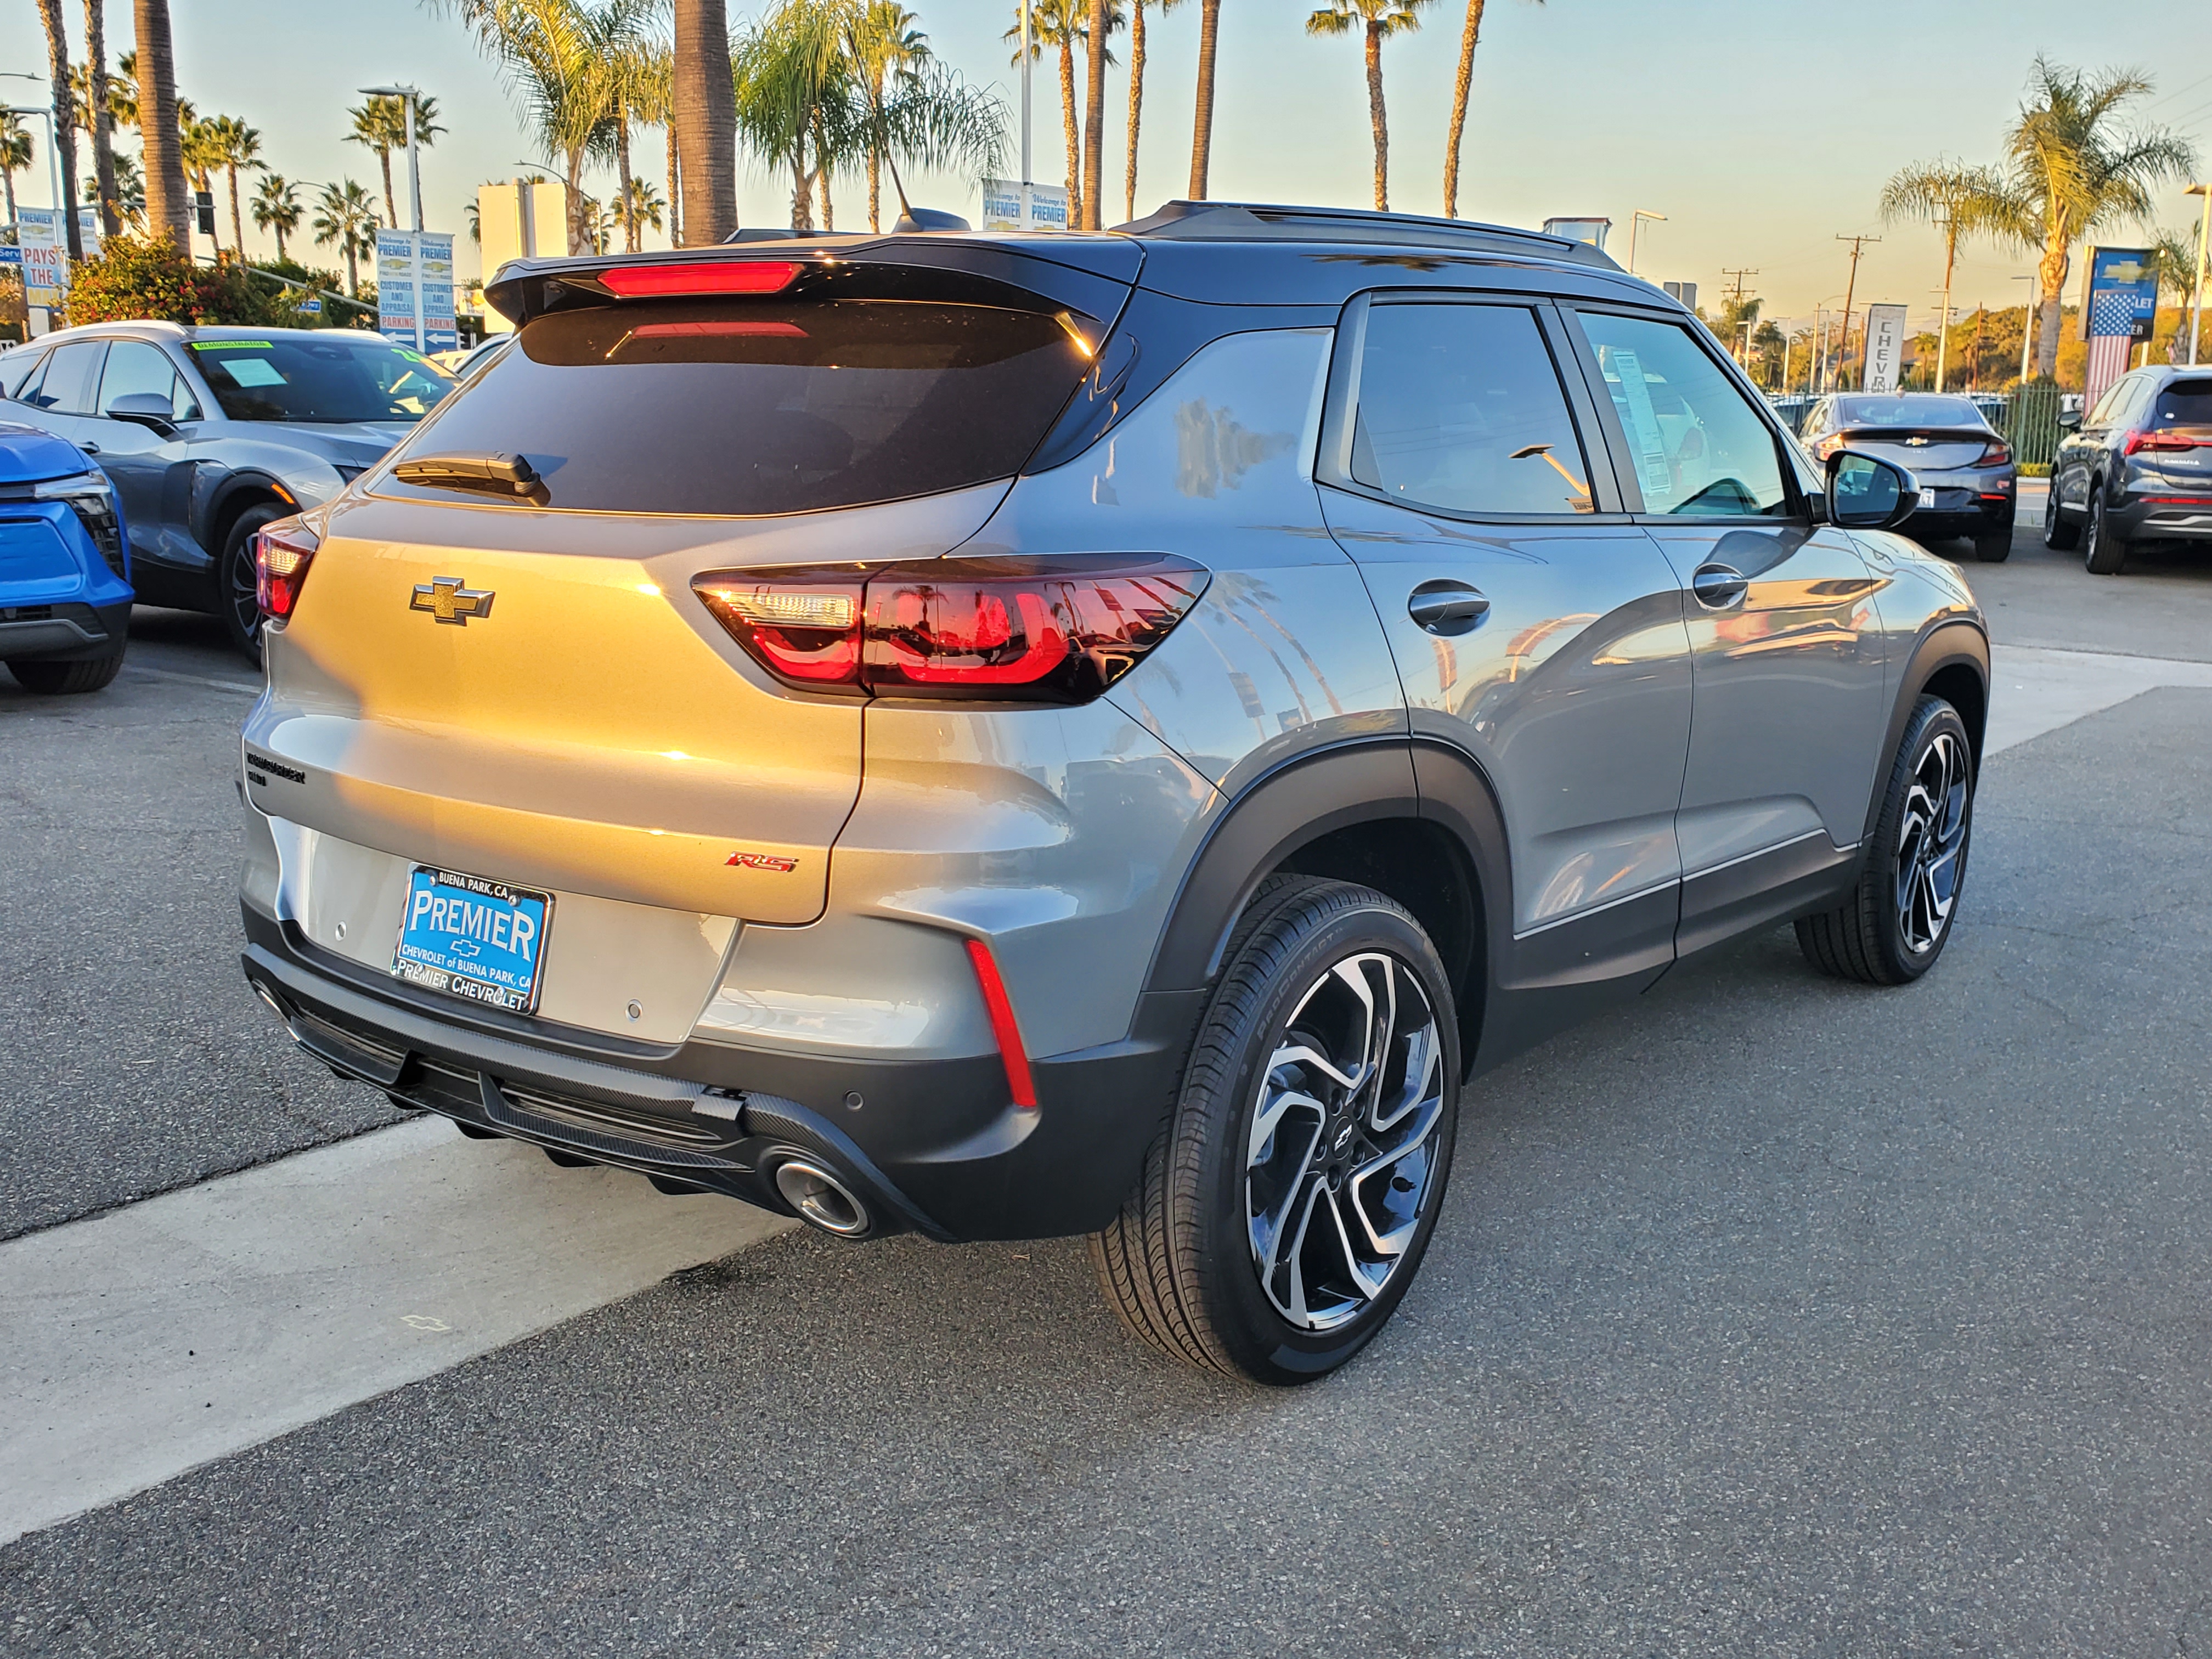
<box><xmin>1111</xmin><ymin>200</ymin><xmax>1622</xmax><ymax>270</ymax></box>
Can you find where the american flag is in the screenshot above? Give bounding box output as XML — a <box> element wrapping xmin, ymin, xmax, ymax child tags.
<box><xmin>2084</xmin><ymin>289</ymin><xmax>2138</xmax><ymax>410</ymax></box>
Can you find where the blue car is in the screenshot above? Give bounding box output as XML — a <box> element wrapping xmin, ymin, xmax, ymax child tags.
<box><xmin>0</xmin><ymin>418</ymin><xmax>131</xmax><ymax>693</ymax></box>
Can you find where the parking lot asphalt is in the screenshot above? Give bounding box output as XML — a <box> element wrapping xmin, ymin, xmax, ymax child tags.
<box><xmin>4</xmin><ymin>516</ymin><xmax>2210</xmax><ymax>1655</ymax></box>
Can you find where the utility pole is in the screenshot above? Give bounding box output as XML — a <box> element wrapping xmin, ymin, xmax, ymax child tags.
<box><xmin>2188</xmin><ymin>183</ymin><xmax>2209</xmax><ymax>366</ymax></box>
<box><xmin>1721</xmin><ymin>267</ymin><xmax>1759</xmax><ymax>365</ymax></box>
<box><xmin>1836</xmin><ymin>234</ymin><xmax>1880</xmax><ymax>391</ymax></box>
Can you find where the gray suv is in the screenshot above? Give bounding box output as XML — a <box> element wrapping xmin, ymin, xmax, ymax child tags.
<box><xmin>3</xmin><ymin>321</ymin><xmax>454</xmax><ymax>658</ymax></box>
<box><xmin>2048</xmin><ymin>364</ymin><xmax>2212</xmax><ymax>573</ymax></box>
<box><xmin>235</xmin><ymin>203</ymin><xmax>1990</xmax><ymax>1384</ymax></box>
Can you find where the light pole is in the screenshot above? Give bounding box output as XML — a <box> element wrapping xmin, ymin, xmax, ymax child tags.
<box><xmin>359</xmin><ymin>84</ymin><xmax>424</xmax><ymax>233</ymax></box>
<box><xmin>2187</xmin><ymin>183</ymin><xmax>2210</xmax><ymax>368</ymax></box>
<box><xmin>1627</xmin><ymin>209</ymin><xmax>1665</xmax><ymax>276</ymax></box>
<box><xmin>0</xmin><ymin>75</ymin><xmax>66</xmax><ymax>244</ymax></box>
<box><xmin>1019</xmin><ymin>1</ymin><xmax>1033</xmax><ymax>228</ymax></box>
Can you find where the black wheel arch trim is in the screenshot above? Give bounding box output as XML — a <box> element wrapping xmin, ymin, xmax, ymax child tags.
<box><xmin>194</xmin><ymin>469</ymin><xmax>296</xmax><ymax>567</ymax></box>
<box><xmin>1863</xmin><ymin>618</ymin><xmax>1990</xmax><ymax>845</ymax></box>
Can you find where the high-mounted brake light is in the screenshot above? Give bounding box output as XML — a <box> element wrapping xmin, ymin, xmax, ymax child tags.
<box><xmin>255</xmin><ymin>520</ymin><xmax>320</xmax><ymax>623</ymax></box>
<box><xmin>597</xmin><ymin>261</ymin><xmax>803</xmax><ymax>298</ymax></box>
<box><xmin>2124</xmin><ymin>428</ymin><xmax>2203</xmax><ymax>455</ymax></box>
<box><xmin>693</xmin><ymin>556</ymin><xmax>1209</xmax><ymax>704</ymax></box>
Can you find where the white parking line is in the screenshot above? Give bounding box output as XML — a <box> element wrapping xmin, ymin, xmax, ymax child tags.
<box><xmin>0</xmin><ymin>1117</ymin><xmax>791</xmax><ymax>1545</ymax></box>
<box><xmin>120</xmin><ymin>664</ymin><xmax>263</xmax><ymax>696</ymax></box>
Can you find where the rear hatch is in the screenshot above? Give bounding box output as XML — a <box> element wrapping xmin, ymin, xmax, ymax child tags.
<box><xmin>246</xmin><ymin>239</ymin><xmax>1137</xmax><ymax>962</ymax></box>
<box><xmin>2134</xmin><ymin>376</ymin><xmax>2212</xmax><ymax>487</ymax></box>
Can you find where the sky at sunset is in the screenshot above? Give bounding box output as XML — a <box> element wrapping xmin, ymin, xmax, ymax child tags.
<box><xmin>3</xmin><ymin>0</ymin><xmax>2209</xmax><ymax>342</ymax></box>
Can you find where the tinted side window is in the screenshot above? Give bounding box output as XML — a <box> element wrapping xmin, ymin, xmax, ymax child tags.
<box><xmin>2085</xmin><ymin>375</ymin><xmax>2137</xmax><ymax>429</ymax></box>
<box><xmin>2148</xmin><ymin>378</ymin><xmax>2212</xmax><ymax>429</ymax></box>
<box><xmin>3</xmin><ymin>347</ymin><xmax>50</xmax><ymax>400</ymax></box>
<box><xmin>30</xmin><ymin>341</ymin><xmax>107</xmax><ymax>415</ymax></box>
<box><xmin>1577</xmin><ymin>313</ymin><xmax>1788</xmax><ymax>517</ymax></box>
<box><xmin>1348</xmin><ymin>303</ymin><xmax>1593</xmax><ymax>516</ymax></box>
<box><xmin>99</xmin><ymin>340</ymin><xmax>201</xmax><ymax>420</ymax></box>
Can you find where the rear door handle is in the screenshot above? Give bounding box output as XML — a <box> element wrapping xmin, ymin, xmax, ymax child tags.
<box><xmin>1691</xmin><ymin>564</ymin><xmax>1748</xmax><ymax>609</ymax></box>
<box><xmin>1408</xmin><ymin>579</ymin><xmax>1490</xmax><ymax>636</ymax></box>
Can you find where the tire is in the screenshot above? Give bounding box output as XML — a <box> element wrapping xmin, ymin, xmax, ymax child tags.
<box><xmin>1973</xmin><ymin>529</ymin><xmax>2012</xmax><ymax>563</ymax></box>
<box><xmin>2042</xmin><ymin>493</ymin><xmax>2079</xmax><ymax>550</ymax></box>
<box><xmin>1090</xmin><ymin>877</ymin><xmax>1461</xmax><ymax>1385</ymax></box>
<box><xmin>7</xmin><ymin>644</ymin><xmax>126</xmax><ymax>695</ymax></box>
<box><xmin>1797</xmin><ymin>695</ymin><xmax>1974</xmax><ymax>986</ymax></box>
<box><xmin>219</xmin><ymin>502</ymin><xmax>288</xmax><ymax>665</ymax></box>
<box><xmin>2082</xmin><ymin>489</ymin><xmax>2126</xmax><ymax>575</ymax></box>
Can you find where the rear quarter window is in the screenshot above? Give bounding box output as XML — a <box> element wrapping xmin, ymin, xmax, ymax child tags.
<box><xmin>388</xmin><ymin>298</ymin><xmax>1093</xmax><ymax>517</ymax></box>
<box><xmin>2148</xmin><ymin>380</ymin><xmax>2212</xmax><ymax>428</ymax></box>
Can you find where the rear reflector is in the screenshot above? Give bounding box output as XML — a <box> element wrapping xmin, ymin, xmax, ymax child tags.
<box><xmin>693</xmin><ymin>555</ymin><xmax>1209</xmax><ymax>703</ymax></box>
<box><xmin>598</xmin><ymin>261</ymin><xmax>802</xmax><ymax>298</ymax></box>
<box><xmin>964</xmin><ymin>939</ymin><xmax>1037</xmax><ymax>1110</ymax></box>
<box><xmin>255</xmin><ymin>519</ymin><xmax>320</xmax><ymax>622</ymax></box>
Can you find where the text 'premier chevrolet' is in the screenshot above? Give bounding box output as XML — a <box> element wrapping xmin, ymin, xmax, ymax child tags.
<box><xmin>238</xmin><ymin>203</ymin><xmax>1989</xmax><ymax>1384</ymax></box>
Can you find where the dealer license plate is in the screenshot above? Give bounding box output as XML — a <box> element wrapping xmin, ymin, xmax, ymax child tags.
<box><xmin>391</xmin><ymin>866</ymin><xmax>552</xmax><ymax>1013</ymax></box>
<box><xmin>1917</xmin><ymin>488</ymin><xmax>1937</xmax><ymax>509</ymax></box>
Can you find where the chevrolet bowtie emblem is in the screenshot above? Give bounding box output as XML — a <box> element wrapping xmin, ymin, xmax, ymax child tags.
<box><xmin>410</xmin><ymin>576</ymin><xmax>496</xmax><ymax>625</ymax></box>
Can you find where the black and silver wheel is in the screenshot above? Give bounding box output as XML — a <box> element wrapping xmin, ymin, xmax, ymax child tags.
<box><xmin>2042</xmin><ymin>491</ymin><xmax>2079</xmax><ymax>550</ymax></box>
<box><xmin>1091</xmin><ymin>878</ymin><xmax>1459</xmax><ymax>1385</ymax></box>
<box><xmin>1797</xmin><ymin>695</ymin><xmax>1974</xmax><ymax>985</ymax></box>
<box><xmin>219</xmin><ymin>503</ymin><xmax>287</xmax><ymax>665</ymax></box>
<box><xmin>2082</xmin><ymin>490</ymin><xmax>2125</xmax><ymax>575</ymax></box>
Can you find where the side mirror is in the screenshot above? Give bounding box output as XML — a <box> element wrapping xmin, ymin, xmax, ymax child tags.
<box><xmin>1826</xmin><ymin>450</ymin><xmax>1917</xmax><ymax>531</ymax></box>
<box><xmin>106</xmin><ymin>392</ymin><xmax>181</xmax><ymax>438</ymax></box>
<box><xmin>2056</xmin><ymin>408</ymin><xmax>2082</xmax><ymax>432</ymax></box>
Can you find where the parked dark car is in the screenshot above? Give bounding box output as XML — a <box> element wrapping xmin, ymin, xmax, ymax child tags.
<box><xmin>2</xmin><ymin>322</ymin><xmax>454</xmax><ymax>659</ymax></box>
<box><xmin>0</xmin><ymin>419</ymin><xmax>132</xmax><ymax>694</ymax></box>
<box><xmin>2047</xmin><ymin>366</ymin><xmax>2212</xmax><ymax>574</ymax></box>
<box><xmin>1799</xmin><ymin>393</ymin><xmax>2016</xmax><ymax>562</ymax></box>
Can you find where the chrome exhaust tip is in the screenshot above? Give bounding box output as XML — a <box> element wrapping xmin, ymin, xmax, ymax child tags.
<box><xmin>248</xmin><ymin>979</ymin><xmax>287</xmax><ymax>1020</ymax></box>
<box><xmin>771</xmin><ymin>1158</ymin><xmax>872</xmax><ymax>1238</ymax></box>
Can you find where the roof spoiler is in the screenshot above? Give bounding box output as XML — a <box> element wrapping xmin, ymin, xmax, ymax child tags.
<box><xmin>1112</xmin><ymin>200</ymin><xmax>1623</xmax><ymax>270</ymax></box>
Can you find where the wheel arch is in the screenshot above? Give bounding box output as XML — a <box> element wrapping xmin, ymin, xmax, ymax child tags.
<box><xmin>195</xmin><ymin>469</ymin><xmax>297</xmax><ymax>574</ymax></box>
<box><xmin>1864</xmin><ymin>620</ymin><xmax>1991</xmax><ymax>842</ymax></box>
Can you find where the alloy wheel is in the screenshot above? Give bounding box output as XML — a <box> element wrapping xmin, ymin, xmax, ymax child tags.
<box><xmin>228</xmin><ymin>537</ymin><xmax>262</xmax><ymax>651</ymax></box>
<box><xmin>1893</xmin><ymin>729</ymin><xmax>1968</xmax><ymax>955</ymax></box>
<box><xmin>1245</xmin><ymin>952</ymin><xmax>1446</xmax><ymax>1332</ymax></box>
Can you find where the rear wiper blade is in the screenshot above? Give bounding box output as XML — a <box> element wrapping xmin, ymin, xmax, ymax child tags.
<box><xmin>392</xmin><ymin>450</ymin><xmax>545</xmax><ymax>500</ymax></box>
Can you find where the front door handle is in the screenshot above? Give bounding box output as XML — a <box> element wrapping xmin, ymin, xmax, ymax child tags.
<box><xmin>1691</xmin><ymin>564</ymin><xmax>1748</xmax><ymax>609</ymax></box>
<box><xmin>1408</xmin><ymin>579</ymin><xmax>1490</xmax><ymax>636</ymax></box>
<box><xmin>79</xmin><ymin>441</ymin><xmax>99</xmax><ymax>455</ymax></box>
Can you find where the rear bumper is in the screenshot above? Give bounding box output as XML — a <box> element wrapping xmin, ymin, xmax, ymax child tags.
<box><xmin>0</xmin><ymin>599</ymin><xmax>131</xmax><ymax>662</ymax></box>
<box><xmin>2109</xmin><ymin>496</ymin><xmax>2212</xmax><ymax>541</ymax></box>
<box><xmin>240</xmin><ymin>901</ymin><xmax>1198</xmax><ymax>1242</ymax></box>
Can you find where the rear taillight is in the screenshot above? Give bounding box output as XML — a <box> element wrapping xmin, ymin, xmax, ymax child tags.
<box><xmin>1810</xmin><ymin>435</ymin><xmax>1844</xmax><ymax>460</ymax></box>
<box><xmin>1978</xmin><ymin>439</ymin><xmax>2012</xmax><ymax>465</ymax></box>
<box><xmin>2124</xmin><ymin>429</ymin><xmax>2202</xmax><ymax>455</ymax></box>
<box><xmin>693</xmin><ymin>555</ymin><xmax>1209</xmax><ymax>703</ymax></box>
<box><xmin>255</xmin><ymin>520</ymin><xmax>320</xmax><ymax>622</ymax></box>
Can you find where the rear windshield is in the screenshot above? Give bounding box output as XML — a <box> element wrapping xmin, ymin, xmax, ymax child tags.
<box><xmin>188</xmin><ymin>336</ymin><xmax>453</xmax><ymax>424</ymax></box>
<box><xmin>398</xmin><ymin>299</ymin><xmax>1093</xmax><ymax>516</ymax></box>
<box><xmin>1837</xmin><ymin>395</ymin><xmax>1985</xmax><ymax>430</ymax></box>
<box><xmin>2148</xmin><ymin>380</ymin><xmax>2212</xmax><ymax>428</ymax></box>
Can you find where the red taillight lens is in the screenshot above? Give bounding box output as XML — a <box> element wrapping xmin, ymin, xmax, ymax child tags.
<box><xmin>254</xmin><ymin>520</ymin><xmax>319</xmax><ymax>622</ymax></box>
<box><xmin>598</xmin><ymin>260</ymin><xmax>802</xmax><ymax>298</ymax></box>
<box><xmin>2124</xmin><ymin>428</ymin><xmax>2202</xmax><ymax>455</ymax></box>
<box><xmin>1978</xmin><ymin>440</ymin><xmax>2012</xmax><ymax>465</ymax></box>
<box><xmin>693</xmin><ymin>555</ymin><xmax>1208</xmax><ymax>703</ymax></box>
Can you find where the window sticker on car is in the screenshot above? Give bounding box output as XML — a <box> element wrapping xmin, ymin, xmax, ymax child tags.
<box><xmin>218</xmin><ymin>359</ymin><xmax>289</xmax><ymax>387</ymax></box>
<box><xmin>189</xmin><ymin>340</ymin><xmax>273</xmax><ymax>351</ymax></box>
<box><xmin>1607</xmin><ymin>347</ymin><xmax>1674</xmax><ymax>508</ymax></box>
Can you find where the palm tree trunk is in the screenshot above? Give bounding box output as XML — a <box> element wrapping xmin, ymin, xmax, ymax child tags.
<box><xmin>673</xmin><ymin>0</ymin><xmax>737</xmax><ymax>244</ymax></box>
<box><xmin>1187</xmin><ymin>0</ymin><xmax>1219</xmax><ymax>199</ymax></box>
<box><xmin>2036</xmin><ymin>238</ymin><xmax>2067</xmax><ymax>379</ymax></box>
<box><xmin>344</xmin><ymin>242</ymin><xmax>358</xmax><ymax>297</ymax></box>
<box><xmin>868</xmin><ymin>67</ymin><xmax>883</xmax><ymax>233</ymax></box>
<box><xmin>1442</xmin><ymin>0</ymin><xmax>1485</xmax><ymax>219</ymax></box>
<box><xmin>274</xmin><ymin>221</ymin><xmax>285</xmax><ymax>263</ymax></box>
<box><xmin>1059</xmin><ymin>37</ymin><xmax>1081</xmax><ymax>229</ymax></box>
<box><xmin>616</xmin><ymin>110</ymin><xmax>636</xmax><ymax>252</ymax></box>
<box><xmin>35</xmin><ymin>0</ymin><xmax>83</xmax><ymax>260</ymax></box>
<box><xmin>83</xmin><ymin>0</ymin><xmax>118</xmax><ymax>238</ymax></box>
<box><xmin>4</xmin><ymin>168</ymin><xmax>17</xmax><ymax>230</ymax></box>
<box><xmin>377</xmin><ymin>147</ymin><xmax>397</xmax><ymax>228</ymax></box>
<box><xmin>135</xmin><ymin>0</ymin><xmax>188</xmax><ymax>253</ymax></box>
<box><xmin>563</xmin><ymin>146</ymin><xmax>588</xmax><ymax>255</ymax></box>
<box><xmin>811</xmin><ymin>111</ymin><xmax>833</xmax><ymax>232</ymax></box>
<box><xmin>665</xmin><ymin>112</ymin><xmax>681</xmax><ymax>247</ymax></box>
<box><xmin>1082</xmin><ymin>0</ymin><xmax>1108</xmax><ymax>229</ymax></box>
<box><xmin>1124</xmin><ymin>0</ymin><xmax>1146</xmax><ymax>224</ymax></box>
<box><xmin>1364</xmin><ymin>21</ymin><xmax>1388</xmax><ymax>213</ymax></box>
<box><xmin>227</xmin><ymin>161</ymin><xmax>244</xmax><ymax>256</ymax></box>
<box><xmin>790</xmin><ymin>129</ymin><xmax>812</xmax><ymax>232</ymax></box>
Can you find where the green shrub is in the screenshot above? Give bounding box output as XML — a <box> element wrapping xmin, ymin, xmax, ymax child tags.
<box><xmin>64</xmin><ymin>235</ymin><xmax>292</xmax><ymax>327</ymax></box>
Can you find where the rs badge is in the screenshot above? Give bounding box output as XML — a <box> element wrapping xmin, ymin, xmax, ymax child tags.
<box><xmin>727</xmin><ymin>852</ymin><xmax>799</xmax><ymax>872</ymax></box>
<box><xmin>410</xmin><ymin>576</ymin><xmax>496</xmax><ymax>625</ymax></box>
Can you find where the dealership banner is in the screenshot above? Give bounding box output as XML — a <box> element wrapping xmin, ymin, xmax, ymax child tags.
<box><xmin>1861</xmin><ymin>303</ymin><xmax>1908</xmax><ymax>394</ymax></box>
<box><xmin>980</xmin><ymin>179</ymin><xmax>1069</xmax><ymax>232</ymax></box>
<box><xmin>376</xmin><ymin>229</ymin><xmax>459</xmax><ymax>353</ymax></box>
<box><xmin>2080</xmin><ymin>246</ymin><xmax>2157</xmax><ymax>410</ymax></box>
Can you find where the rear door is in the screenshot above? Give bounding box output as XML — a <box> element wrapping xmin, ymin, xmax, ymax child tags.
<box><xmin>1319</xmin><ymin>294</ymin><xmax>1694</xmax><ymax>981</ymax></box>
<box><xmin>1561</xmin><ymin>305</ymin><xmax>1889</xmax><ymax>952</ymax></box>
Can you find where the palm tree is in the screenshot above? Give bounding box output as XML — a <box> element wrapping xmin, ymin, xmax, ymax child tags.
<box><xmin>1187</xmin><ymin>0</ymin><xmax>1218</xmax><ymax>199</ymax></box>
<box><xmin>205</xmin><ymin>115</ymin><xmax>263</xmax><ymax>257</ymax></box>
<box><xmin>1006</xmin><ymin>0</ymin><xmax>1098</xmax><ymax>231</ymax></box>
<box><xmin>311</xmin><ymin>178</ymin><xmax>380</xmax><ymax>295</ymax></box>
<box><xmin>1306</xmin><ymin>0</ymin><xmax>1432</xmax><ymax>212</ymax></box>
<box><xmin>1999</xmin><ymin>59</ymin><xmax>2197</xmax><ymax>379</ymax></box>
<box><xmin>1081</xmin><ymin>0</ymin><xmax>1109</xmax><ymax>229</ymax></box>
<box><xmin>34</xmin><ymin>0</ymin><xmax>83</xmax><ymax>259</ymax></box>
<box><xmin>180</xmin><ymin>117</ymin><xmax>228</xmax><ymax>250</ymax></box>
<box><xmin>1880</xmin><ymin>160</ymin><xmax>2016</xmax><ymax>393</ymax></box>
<box><xmin>618</xmin><ymin>175</ymin><xmax>665</xmax><ymax>247</ymax></box>
<box><xmin>252</xmin><ymin>173</ymin><xmax>301</xmax><ymax>261</ymax></box>
<box><xmin>135</xmin><ymin>0</ymin><xmax>190</xmax><ymax>252</ymax></box>
<box><xmin>0</xmin><ymin>114</ymin><xmax>31</xmax><ymax>231</ymax></box>
<box><xmin>80</xmin><ymin>1</ymin><xmax>119</xmax><ymax>236</ymax></box>
<box><xmin>1124</xmin><ymin>0</ymin><xmax>1182</xmax><ymax>223</ymax></box>
<box><xmin>673</xmin><ymin>0</ymin><xmax>737</xmax><ymax>243</ymax></box>
<box><xmin>348</xmin><ymin>94</ymin><xmax>445</xmax><ymax>229</ymax></box>
<box><xmin>605</xmin><ymin>35</ymin><xmax>669</xmax><ymax>255</ymax></box>
<box><xmin>104</xmin><ymin>150</ymin><xmax>145</xmax><ymax>230</ymax></box>
<box><xmin>735</xmin><ymin>0</ymin><xmax>849</xmax><ymax>231</ymax></box>
<box><xmin>853</xmin><ymin>1</ymin><xmax>929</xmax><ymax>233</ymax></box>
<box><xmin>1441</xmin><ymin>0</ymin><xmax>1541</xmax><ymax>219</ymax></box>
<box><xmin>74</xmin><ymin>47</ymin><xmax>136</xmax><ymax>132</ymax></box>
